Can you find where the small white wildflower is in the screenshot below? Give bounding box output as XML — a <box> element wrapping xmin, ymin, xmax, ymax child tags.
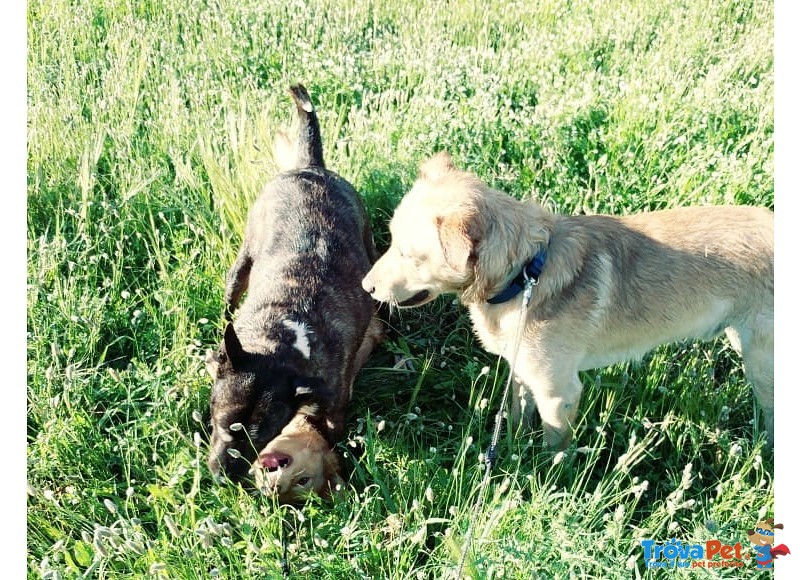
<box><xmin>229</xmin><ymin>422</ymin><xmax>244</xmax><ymax>432</ymax></box>
<box><xmin>552</xmin><ymin>451</ymin><xmax>565</xmax><ymax>466</ymax></box>
<box><xmin>478</xmin><ymin>398</ymin><xmax>488</xmax><ymax>411</ymax></box>
<box><xmin>163</xmin><ymin>515</ymin><xmax>180</xmax><ymax>538</ymax></box>
<box><xmin>121</xmin><ymin>290</ymin><xmax>131</xmax><ymax>300</ymax></box>
<box><xmin>497</xmin><ymin>477</ymin><xmax>510</xmax><ymax>495</ymax></box>
<box><xmin>43</xmin><ymin>489</ymin><xmax>55</xmax><ymax>501</ymax></box>
<box><xmin>681</xmin><ymin>463</ymin><xmax>694</xmax><ymax>488</ymax></box>
<box><xmin>209</xmin><ymin>568</ymin><xmax>220</xmax><ymax>577</ymax></box>
<box><xmin>729</xmin><ymin>443</ymin><xmax>743</xmax><ymax>457</ymax></box>
<box><xmin>198</xmin><ymin>318</ymin><xmax>209</xmax><ymax>325</ymax></box>
<box><xmin>126</xmin><ymin>487</ymin><xmax>134</xmax><ymax>498</ymax></box>
<box><xmin>668</xmin><ymin>521</ymin><xmax>679</xmax><ymax>532</ymax></box>
<box><xmin>377</xmin><ymin>420</ymin><xmax>386</xmax><ymax>433</ymax></box>
<box><xmin>125</xmin><ymin>540</ymin><xmax>145</xmax><ymax>554</ymax></box>
<box><xmin>93</xmin><ymin>538</ymin><xmax>109</xmax><ymax>557</ymax></box>
<box><xmin>576</xmin><ymin>446</ymin><xmax>594</xmax><ymax>454</ymax></box>
<box><xmin>479</xmin><ymin>366</ymin><xmax>490</xmax><ymax>376</ymax></box>
<box><xmin>425</xmin><ymin>487</ymin><xmax>435</xmax><ymax>503</ymax></box>
<box><xmin>465</xmin><ymin>436</ymin><xmax>474</xmax><ymax>447</ymax></box>
<box><xmin>149</xmin><ymin>563</ymin><xmax>167</xmax><ymax>574</ymax></box>
<box><xmin>411</xmin><ymin>526</ymin><xmax>426</xmax><ymax>545</ymax></box>
<box><xmin>511</xmin><ymin>454</ymin><xmax>519</xmax><ymax>461</ymax></box>
<box><xmin>226</xmin><ymin>448</ymin><xmax>242</xmax><ymax>459</ymax></box>
<box><xmin>194</xmin><ymin>432</ymin><xmax>202</xmax><ymax>447</ymax></box>
<box><xmin>191</xmin><ymin>410</ymin><xmax>203</xmax><ymax>423</ymax></box>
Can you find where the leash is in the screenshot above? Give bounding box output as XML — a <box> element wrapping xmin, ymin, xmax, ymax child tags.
<box><xmin>455</xmin><ymin>272</ymin><xmax>537</xmax><ymax>579</ymax></box>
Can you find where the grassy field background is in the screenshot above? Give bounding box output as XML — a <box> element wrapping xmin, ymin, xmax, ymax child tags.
<box><xmin>27</xmin><ymin>0</ymin><xmax>775</xmax><ymax>577</ymax></box>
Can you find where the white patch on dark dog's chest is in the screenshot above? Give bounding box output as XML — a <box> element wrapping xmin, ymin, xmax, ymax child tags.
<box><xmin>283</xmin><ymin>320</ymin><xmax>312</xmax><ymax>359</ymax></box>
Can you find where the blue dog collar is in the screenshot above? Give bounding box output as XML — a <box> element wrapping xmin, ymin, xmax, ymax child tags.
<box><xmin>486</xmin><ymin>248</ymin><xmax>547</xmax><ymax>305</ymax></box>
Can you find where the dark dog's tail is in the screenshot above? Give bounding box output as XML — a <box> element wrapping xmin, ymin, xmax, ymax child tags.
<box><xmin>275</xmin><ymin>84</ymin><xmax>325</xmax><ymax>171</ymax></box>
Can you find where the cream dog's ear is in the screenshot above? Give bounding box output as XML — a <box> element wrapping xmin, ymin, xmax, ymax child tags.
<box><xmin>437</xmin><ymin>210</ymin><xmax>482</xmax><ymax>272</ymax></box>
<box><xmin>419</xmin><ymin>151</ymin><xmax>456</xmax><ymax>181</ymax></box>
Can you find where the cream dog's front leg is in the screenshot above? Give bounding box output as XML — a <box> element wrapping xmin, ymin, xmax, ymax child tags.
<box><xmin>518</xmin><ymin>366</ymin><xmax>584</xmax><ymax>450</ymax></box>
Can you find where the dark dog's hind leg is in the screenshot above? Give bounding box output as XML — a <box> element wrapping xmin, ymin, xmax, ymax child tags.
<box><xmin>224</xmin><ymin>249</ymin><xmax>252</xmax><ymax>320</ymax></box>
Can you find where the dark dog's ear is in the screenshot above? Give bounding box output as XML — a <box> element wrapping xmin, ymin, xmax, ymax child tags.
<box><xmin>747</xmin><ymin>529</ymin><xmax>756</xmax><ymax>536</ymax></box>
<box><xmin>222</xmin><ymin>323</ymin><xmax>246</xmax><ymax>367</ymax></box>
<box><xmin>774</xmin><ymin>523</ymin><xmax>785</xmax><ymax>530</ymax></box>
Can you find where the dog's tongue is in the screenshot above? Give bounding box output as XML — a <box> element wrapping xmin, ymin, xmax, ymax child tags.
<box><xmin>260</xmin><ymin>452</ymin><xmax>292</xmax><ymax>471</ymax></box>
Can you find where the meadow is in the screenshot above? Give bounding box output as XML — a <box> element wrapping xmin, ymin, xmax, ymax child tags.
<box><xmin>27</xmin><ymin>0</ymin><xmax>774</xmax><ymax>577</ymax></box>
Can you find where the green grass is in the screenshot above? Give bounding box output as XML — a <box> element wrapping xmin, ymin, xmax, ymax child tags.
<box><xmin>27</xmin><ymin>0</ymin><xmax>774</xmax><ymax>577</ymax></box>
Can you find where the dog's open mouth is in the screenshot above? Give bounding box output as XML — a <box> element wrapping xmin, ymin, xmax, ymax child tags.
<box><xmin>260</xmin><ymin>452</ymin><xmax>292</xmax><ymax>472</ymax></box>
<box><xmin>398</xmin><ymin>290</ymin><xmax>431</xmax><ymax>307</ymax></box>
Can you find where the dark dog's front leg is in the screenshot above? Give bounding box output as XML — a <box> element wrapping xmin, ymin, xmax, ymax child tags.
<box><xmin>224</xmin><ymin>249</ymin><xmax>252</xmax><ymax>320</ymax></box>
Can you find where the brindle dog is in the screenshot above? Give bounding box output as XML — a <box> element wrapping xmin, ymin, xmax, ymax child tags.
<box><xmin>206</xmin><ymin>84</ymin><xmax>382</xmax><ymax>483</ymax></box>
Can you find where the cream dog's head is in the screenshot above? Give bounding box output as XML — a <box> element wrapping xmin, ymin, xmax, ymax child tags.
<box><xmin>362</xmin><ymin>152</ymin><xmax>552</xmax><ymax>306</ymax></box>
<box><xmin>253</xmin><ymin>413</ymin><xmax>343</xmax><ymax>504</ymax></box>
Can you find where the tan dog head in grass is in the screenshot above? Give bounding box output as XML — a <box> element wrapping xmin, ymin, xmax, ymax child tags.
<box><xmin>364</xmin><ymin>152</ymin><xmax>774</xmax><ymax>451</ymax></box>
<box><xmin>253</xmin><ymin>412</ymin><xmax>343</xmax><ymax>504</ymax></box>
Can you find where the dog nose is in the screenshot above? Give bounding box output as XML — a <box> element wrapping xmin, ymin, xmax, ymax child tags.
<box><xmin>362</xmin><ymin>277</ymin><xmax>375</xmax><ymax>295</ymax></box>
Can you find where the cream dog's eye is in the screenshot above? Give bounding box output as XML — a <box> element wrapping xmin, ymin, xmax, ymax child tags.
<box><xmin>296</xmin><ymin>476</ymin><xmax>311</xmax><ymax>486</ymax></box>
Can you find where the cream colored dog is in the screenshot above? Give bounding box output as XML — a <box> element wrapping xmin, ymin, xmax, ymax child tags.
<box><xmin>362</xmin><ymin>152</ymin><xmax>774</xmax><ymax>450</ymax></box>
<box><xmin>253</xmin><ymin>413</ymin><xmax>343</xmax><ymax>504</ymax></box>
